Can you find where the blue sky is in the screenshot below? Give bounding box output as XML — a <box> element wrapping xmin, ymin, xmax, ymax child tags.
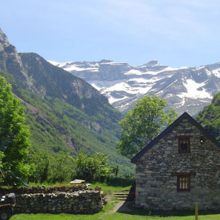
<box><xmin>1</xmin><ymin>0</ymin><xmax>220</xmax><ymax>67</ymax></box>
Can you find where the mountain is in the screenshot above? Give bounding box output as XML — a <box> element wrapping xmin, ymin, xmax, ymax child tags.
<box><xmin>0</xmin><ymin>28</ymin><xmax>111</xmax><ymax>116</ymax></box>
<box><xmin>49</xmin><ymin>59</ymin><xmax>220</xmax><ymax>116</ymax></box>
<box><xmin>0</xmin><ymin>28</ymin><xmax>132</xmax><ymax>175</ymax></box>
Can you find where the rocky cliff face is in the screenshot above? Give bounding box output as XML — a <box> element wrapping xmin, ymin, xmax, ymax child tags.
<box><xmin>0</xmin><ymin>28</ymin><xmax>110</xmax><ymax>115</ymax></box>
<box><xmin>0</xmin><ymin>28</ymin><xmax>31</xmax><ymax>89</ymax></box>
<box><xmin>0</xmin><ymin>28</ymin><xmax>129</xmax><ymax>172</ymax></box>
<box><xmin>50</xmin><ymin>59</ymin><xmax>220</xmax><ymax>115</ymax></box>
<box><xmin>19</xmin><ymin>53</ymin><xmax>108</xmax><ymax>114</ymax></box>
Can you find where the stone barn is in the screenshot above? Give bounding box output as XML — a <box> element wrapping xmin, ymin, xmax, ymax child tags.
<box><xmin>131</xmin><ymin>112</ymin><xmax>220</xmax><ymax>211</ymax></box>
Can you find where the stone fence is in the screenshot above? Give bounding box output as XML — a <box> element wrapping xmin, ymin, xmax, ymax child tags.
<box><xmin>0</xmin><ymin>186</ymin><xmax>105</xmax><ymax>214</ymax></box>
<box><xmin>0</xmin><ymin>185</ymin><xmax>87</xmax><ymax>194</ymax></box>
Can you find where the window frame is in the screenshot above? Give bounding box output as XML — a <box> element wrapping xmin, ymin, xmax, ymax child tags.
<box><xmin>178</xmin><ymin>137</ymin><xmax>190</xmax><ymax>153</ymax></box>
<box><xmin>177</xmin><ymin>174</ymin><xmax>190</xmax><ymax>192</ymax></box>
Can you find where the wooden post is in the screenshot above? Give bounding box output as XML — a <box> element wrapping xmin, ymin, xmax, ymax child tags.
<box><xmin>195</xmin><ymin>203</ymin><xmax>198</xmax><ymax>220</ymax></box>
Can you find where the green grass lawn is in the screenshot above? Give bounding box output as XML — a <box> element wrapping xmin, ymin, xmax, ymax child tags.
<box><xmin>10</xmin><ymin>212</ymin><xmax>220</xmax><ymax>220</ymax></box>
<box><xmin>90</xmin><ymin>181</ymin><xmax>132</xmax><ymax>195</ymax></box>
<box><xmin>10</xmin><ymin>182</ymin><xmax>220</xmax><ymax>220</ymax></box>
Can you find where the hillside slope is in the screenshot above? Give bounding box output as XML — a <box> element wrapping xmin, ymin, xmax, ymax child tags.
<box><xmin>0</xmin><ymin>70</ymin><xmax>132</xmax><ymax>174</ymax></box>
<box><xmin>196</xmin><ymin>92</ymin><xmax>220</xmax><ymax>141</ymax></box>
<box><xmin>0</xmin><ymin>28</ymin><xmax>132</xmax><ymax>175</ymax></box>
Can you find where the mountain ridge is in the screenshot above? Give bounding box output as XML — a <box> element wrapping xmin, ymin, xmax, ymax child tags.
<box><xmin>0</xmin><ymin>28</ymin><xmax>112</xmax><ymax>115</ymax></box>
<box><xmin>0</xmin><ymin>28</ymin><xmax>132</xmax><ymax>175</ymax></box>
<box><xmin>49</xmin><ymin>59</ymin><xmax>220</xmax><ymax>115</ymax></box>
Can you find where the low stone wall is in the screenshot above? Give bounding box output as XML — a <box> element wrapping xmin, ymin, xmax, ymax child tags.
<box><xmin>15</xmin><ymin>191</ymin><xmax>104</xmax><ymax>214</ymax></box>
<box><xmin>0</xmin><ymin>186</ymin><xmax>105</xmax><ymax>214</ymax></box>
<box><xmin>0</xmin><ymin>185</ymin><xmax>87</xmax><ymax>194</ymax></box>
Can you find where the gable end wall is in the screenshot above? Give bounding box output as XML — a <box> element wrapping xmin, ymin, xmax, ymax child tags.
<box><xmin>135</xmin><ymin>118</ymin><xmax>220</xmax><ymax>211</ymax></box>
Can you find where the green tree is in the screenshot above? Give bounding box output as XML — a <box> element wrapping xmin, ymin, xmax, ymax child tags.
<box><xmin>117</xmin><ymin>95</ymin><xmax>178</xmax><ymax>158</ymax></box>
<box><xmin>75</xmin><ymin>152</ymin><xmax>113</xmax><ymax>182</ymax></box>
<box><xmin>0</xmin><ymin>77</ymin><xmax>31</xmax><ymax>186</ymax></box>
<box><xmin>27</xmin><ymin>152</ymin><xmax>51</xmax><ymax>184</ymax></box>
<box><xmin>196</xmin><ymin>92</ymin><xmax>220</xmax><ymax>141</ymax></box>
<box><xmin>27</xmin><ymin>151</ymin><xmax>75</xmax><ymax>184</ymax></box>
<box><xmin>50</xmin><ymin>152</ymin><xmax>75</xmax><ymax>183</ymax></box>
<box><xmin>0</xmin><ymin>152</ymin><xmax>4</xmax><ymax>184</ymax></box>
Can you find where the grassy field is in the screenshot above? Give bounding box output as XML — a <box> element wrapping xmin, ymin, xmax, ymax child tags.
<box><xmin>10</xmin><ymin>182</ymin><xmax>220</xmax><ymax>220</ymax></box>
<box><xmin>10</xmin><ymin>210</ymin><xmax>220</xmax><ymax>220</ymax></box>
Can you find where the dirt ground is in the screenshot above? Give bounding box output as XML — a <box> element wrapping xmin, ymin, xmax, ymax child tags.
<box><xmin>106</xmin><ymin>194</ymin><xmax>133</xmax><ymax>214</ymax></box>
<box><xmin>110</xmin><ymin>201</ymin><xmax>133</xmax><ymax>213</ymax></box>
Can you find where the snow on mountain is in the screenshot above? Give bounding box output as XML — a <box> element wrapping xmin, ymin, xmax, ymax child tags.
<box><xmin>212</xmin><ymin>68</ymin><xmax>220</xmax><ymax>78</ymax></box>
<box><xmin>48</xmin><ymin>59</ymin><xmax>220</xmax><ymax>116</ymax></box>
<box><xmin>48</xmin><ymin>60</ymin><xmax>100</xmax><ymax>72</ymax></box>
<box><xmin>177</xmin><ymin>79</ymin><xmax>212</xmax><ymax>100</ymax></box>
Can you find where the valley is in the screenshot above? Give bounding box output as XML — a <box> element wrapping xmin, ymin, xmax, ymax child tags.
<box><xmin>0</xmin><ymin>28</ymin><xmax>132</xmax><ymax>176</ymax></box>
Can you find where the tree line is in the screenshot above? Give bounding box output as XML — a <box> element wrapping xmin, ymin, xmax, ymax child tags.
<box><xmin>0</xmin><ymin>76</ymin><xmax>179</xmax><ymax>187</ymax></box>
<box><xmin>0</xmin><ymin>77</ymin><xmax>115</xmax><ymax>186</ymax></box>
<box><xmin>26</xmin><ymin>151</ymin><xmax>116</xmax><ymax>184</ymax></box>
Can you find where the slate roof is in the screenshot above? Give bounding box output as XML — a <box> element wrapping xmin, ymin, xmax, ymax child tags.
<box><xmin>131</xmin><ymin>112</ymin><xmax>220</xmax><ymax>163</ymax></box>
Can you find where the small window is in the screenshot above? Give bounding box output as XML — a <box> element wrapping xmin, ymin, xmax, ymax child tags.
<box><xmin>177</xmin><ymin>175</ymin><xmax>190</xmax><ymax>191</ymax></box>
<box><xmin>179</xmin><ymin>138</ymin><xmax>190</xmax><ymax>153</ymax></box>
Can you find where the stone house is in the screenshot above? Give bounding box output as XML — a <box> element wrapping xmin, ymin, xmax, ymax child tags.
<box><xmin>131</xmin><ymin>112</ymin><xmax>220</xmax><ymax>211</ymax></box>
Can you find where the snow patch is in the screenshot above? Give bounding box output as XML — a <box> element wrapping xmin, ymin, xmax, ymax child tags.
<box><xmin>108</xmin><ymin>96</ymin><xmax>128</xmax><ymax>104</ymax></box>
<box><xmin>212</xmin><ymin>68</ymin><xmax>220</xmax><ymax>78</ymax></box>
<box><xmin>64</xmin><ymin>66</ymin><xmax>98</xmax><ymax>72</ymax></box>
<box><xmin>177</xmin><ymin>79</ymin><xmax>212</xmax><ymax>100</ymax></box>
<box><xmin>48</xmin><ymin>60</ymin><xmax>61</xmax><ymax>66</ymax></box>
<box><xmin>165</xmin><ymin>66</ymin><xmax>189</xmax><ymax>71</ymax></box>
<box><xmin>48</xmin><ymin>60</ymin><xmax>100</xmax><ymax>72</ymax></box>
<box><xmin>197</xmin><ymin>66</ymin><xmax>205</xmax><ymax>70</ymax></box>
<box><xmin>89</xmin><ymin>78</ymin><xmax>157</xmax><ymax>104</ymax></box>
<box><xmin>124</xmin><ymin>66</ymin><xmax>189</xmax><ymax>76</ymax></box>
<box><xmin>125</xmin><ymin>69</ymin><xmax>143</xmax><ymax>75</ymax></box>
<box><xmin>205</xmin><ymin>69</ymin><xmax>212</xmax><ymax>76</ymax></box>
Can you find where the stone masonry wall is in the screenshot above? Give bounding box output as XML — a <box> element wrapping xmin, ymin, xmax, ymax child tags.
<box><xmin>0</xmin><ymin>185</ymin><xmax>87</xmax><ymax>194</ymax></box>
<box><xmin>0</xmin><ymin>186</ymin><xmax>105</xmax><ymax>214</ymax></box>
<box><xmin>135</xmin><ymin>118</ymin><xmax>220</xmax><ymax>211</ymax></box>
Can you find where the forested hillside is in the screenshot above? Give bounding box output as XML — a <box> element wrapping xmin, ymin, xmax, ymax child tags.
<box><xmin>0</xmin><ymin>70</ymin><xmax>133</xmax><ymax>176</ymax></box>
<box><xmin>0</xmin><ymin>28</ymin><xmax>134</xmax><ymax>177</ymax></box>
<box><xmin>196</xmin><ymin>92</ymin><xmax>220</xmax><ymax>141</ymax></box>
